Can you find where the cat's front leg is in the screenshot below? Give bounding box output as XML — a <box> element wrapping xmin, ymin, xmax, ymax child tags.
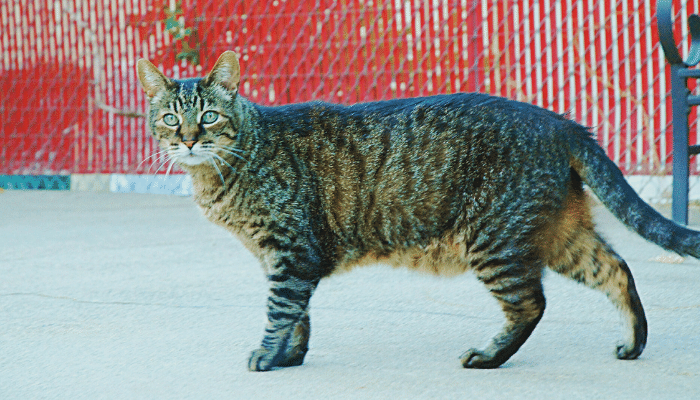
<box><xmin>248</xmin><ymin>269</ymin><xmax>318</xmax><ymax>372</ymax></box>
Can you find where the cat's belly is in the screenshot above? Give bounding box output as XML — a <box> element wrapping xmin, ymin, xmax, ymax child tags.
<box><xmin>334</xmin><ymin>233</ymin><xmax>476</xmax><ymax>276</ymax></box>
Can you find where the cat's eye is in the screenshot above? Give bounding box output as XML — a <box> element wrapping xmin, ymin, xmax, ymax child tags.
<box><xmin>202</xmin><ymin>111</ymin><xmax>219</xmax><ymax>124</ymax></box>
<box><xmin>163</xmin><ymin>113</ymin><xmax>179</xmax><ymax>126</ymax></box>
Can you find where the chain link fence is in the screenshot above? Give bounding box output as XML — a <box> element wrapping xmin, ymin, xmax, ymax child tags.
<box><xmin>2</xmin><ymin>0</ymin><xmax>699</xmax><ymax>197</ymax></box>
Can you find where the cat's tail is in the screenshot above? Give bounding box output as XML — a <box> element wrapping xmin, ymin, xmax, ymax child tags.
<box><xmin>570</xmin><ymin>129</ymin><xmax>700</xmax><ymax>259</ymax></box>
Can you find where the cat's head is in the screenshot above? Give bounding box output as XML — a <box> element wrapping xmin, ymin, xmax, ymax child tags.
<box><xmin>136</xmin><ymin>51</ymin><xmax>244</xmax><ymax>170</ymax></box>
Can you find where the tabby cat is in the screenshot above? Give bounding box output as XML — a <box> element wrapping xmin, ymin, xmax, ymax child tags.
<box><xmin>136</xmin><ymin>51</ymin><xmax>700</xmax><ymax>371</ymax></box>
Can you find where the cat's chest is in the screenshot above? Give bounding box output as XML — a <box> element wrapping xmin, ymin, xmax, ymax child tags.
<box><xmin>195</xmin><ymin>189</ymin><xmax>247</xmax><ymax>231</ymax></box>
<box><xmin>194</xmin><ymin>183</ymin><xmax>267</xmax><ymax>231</ymax></box>
<box><xmin>195</xmin><ymin>193</ymin><xmax>274</xmax><ymax>262</ymax></box>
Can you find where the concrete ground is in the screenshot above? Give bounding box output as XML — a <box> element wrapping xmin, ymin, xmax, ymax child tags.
<box><xmin>1</xmin><ymin>190</ymin><xmax>698</xmax><ymax>399</ymax></box>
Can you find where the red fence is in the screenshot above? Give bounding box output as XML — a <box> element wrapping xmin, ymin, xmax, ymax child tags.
<box><xmin>1</xmin><ymin>0</ymin><xmax>699</xmax><ymax>175</ymax></box>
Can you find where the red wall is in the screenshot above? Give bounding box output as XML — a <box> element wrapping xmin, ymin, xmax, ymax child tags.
<box><xmin>1</xmin><ymin>0</ymin><xmax>696</xmax><ymax>174</ymax></box>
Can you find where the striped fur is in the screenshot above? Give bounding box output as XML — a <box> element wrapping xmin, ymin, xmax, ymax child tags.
<box><xmin>137</xmin><ymin>51</ymin><xmax>698</xmax><ymax>371</ymax></box>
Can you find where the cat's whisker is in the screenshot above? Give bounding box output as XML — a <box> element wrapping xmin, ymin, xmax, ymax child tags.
<box><xmin>153</xmin><ymin>155</ymin><xmax>174</xmax><ymax>176</ymax></box>
<box><xmin>164</xmin><ymin>159</ymin><xmax>176</xmax><ymax>178</ymax></box>
<box><xmin>214</xmin><ymin>147</ymin><xmax>247</xmax><ymax>162</ymax></box>
<box><xmin>209</xmin><ymin>152</ymin><xmax>236</xmax><ymax>173</ymax></box>
<box><xmin>209</xmin><ymin>157</ymin><xmax>226</xmax><ymax>185</ymax></box>
<box><xmin>137</xmin><ymin>150</ymin><xmax>169</xmax><ymax>171</ymax></box>
<box><xmin>200</xmin><ymin>143</ymin><xmax>241</xmax><ymax>152</ymax></box>
<box><xmin>218</xmin><ymin>144</ymin><xmax>246</xmax><ymax>154</ymax></box>
<box><xmin>146</xmin><ymin>153</ymin><xmax>171</xmax><ymax>173</ymax></box>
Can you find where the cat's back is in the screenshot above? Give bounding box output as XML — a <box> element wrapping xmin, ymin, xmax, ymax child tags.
<box><xmin>264</xmin><ymin>93</ymin><xmax>575</xmax><ymax>154</ymax></box>
<box><xmin>258</xmin><ymin>93</ymin><xmax>578</xmax><ymax>162</ymax></box>
<box><xmin>344</xmin><ymin>92</ymin><xmax>567</xmax><ymax>128</ymax></box>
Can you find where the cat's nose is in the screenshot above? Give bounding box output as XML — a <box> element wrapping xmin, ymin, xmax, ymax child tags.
<box><xmin>183</xmin><ymin>140</ymin><xmax>196</xmax><ymax>149</ymax></box>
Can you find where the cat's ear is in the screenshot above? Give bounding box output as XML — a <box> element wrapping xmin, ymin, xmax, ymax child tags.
<box><xmin>136</xmin><ymin>58</ymin><xmax>174</xmax><ymax>98</ymax></box>
<box><xmin>202</xmin><ymin>51</ymin><xmax>241</xmax><ymax>93</ymax></box>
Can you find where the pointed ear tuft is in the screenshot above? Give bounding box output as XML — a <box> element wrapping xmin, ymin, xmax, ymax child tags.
<box><xmin>136</xmin><ymin>59</ymin><xmax>173</xmax><ymax>98</ymax></box>
<box><xmin>202</xmin><ymin>51</ymin><xmax>241</xmax><ymax>92</ymax></box>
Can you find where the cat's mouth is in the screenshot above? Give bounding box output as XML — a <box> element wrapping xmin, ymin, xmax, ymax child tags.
<box><xmin>161</xmin><ymin>142</ymin><xmax>244</xmax><ymax>184</ymax></box>
<box><xmin>168</xmin><ymin>143</ymin><xmax>210</xmax><ymax>166</ymax></box>
<box><xmin>177</xmin><ymin>152</ymin><xmax>210</xmax><ymax>166</ymax></box>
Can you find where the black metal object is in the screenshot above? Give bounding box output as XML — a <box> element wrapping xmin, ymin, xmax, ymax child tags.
<box><xmin>658</xmin><ymin>0</ymin><xmax>700</xmax><ymax>225</ymax></box>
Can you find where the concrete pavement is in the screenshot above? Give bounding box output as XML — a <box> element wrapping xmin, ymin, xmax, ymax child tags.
<box><xmin>1</xmin><ymin>191</ymin><xmax>698</xmax><ymax>399</ymax></box>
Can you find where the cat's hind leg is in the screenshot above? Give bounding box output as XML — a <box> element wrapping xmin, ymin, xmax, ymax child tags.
<box><xmin>461</xmin><ymin>259</ymin><xmax>546</xmax><ymax>368</ymax></box>
<box><xmin>540</xmin><ymin>175</ymin><xmax>646</xmax><ymax>359</ymax></box>
<box><xmin>548</xmin><ymin>228</ymin><xmax>647</xmax><ymax>360</ymax></box>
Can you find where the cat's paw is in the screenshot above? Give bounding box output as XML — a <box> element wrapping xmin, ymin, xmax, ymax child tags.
<box><xmin>616</xmin><ymin>341</ymin><xmax>644</xmax><ymax>360</ymax></box>
<box><xmin>460</xmin><ymin>348</ymin><xmax>504</xmax><ymax>369</ymax></box>
<box><xmin>248</xmin><ymin>346</ymin><xmax>307</xmax><ymax>371</ymax></box>
<box><xmin>248</xmin><ymin>348</ymin><xmax>283</xmax><ymax>372</ymax></box>
<box><xmin>276</xmin><ymin>351</ymin><xmax>306</xmax><ymax>367</ymax></box>
<box><xmin>276</xmin><ymin>346</ymin><xmax>308</xmax><ymax>367</ymax></box>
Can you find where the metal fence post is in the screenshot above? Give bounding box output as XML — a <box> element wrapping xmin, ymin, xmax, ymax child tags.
<box><xmin>657</xmin><ymin>0</ymin><xmax>700</xmax><ymax>225</ymax></box>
